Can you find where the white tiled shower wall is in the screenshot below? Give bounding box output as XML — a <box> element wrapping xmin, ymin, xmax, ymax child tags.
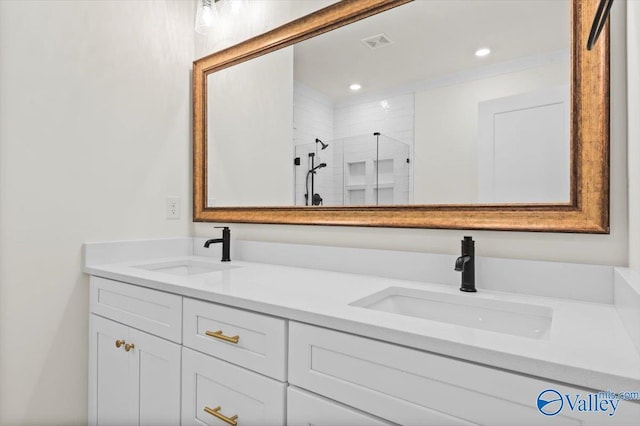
<box><xmin>293</xmin><ymin>82</ymin><xmax>415</xmax><ymax>205</ymax></box>
<box><xmin>341</xmin><ymin>134</ymin><xmax>411</xmax><ymax>205</ymax></box>
<box><xmin>293</xmin><ymin>81</ymin><xmax>335</xmax><ymax>205</ymax></box>
<box><xmin>334</xmin><ymin>93</ymin><xmax>415</xmax><ymax>143</ymax></box>
<box><xmin>293</xmin><ymin>81</ymin><xmax>335</xmax><ymax>146</ymax></box>
<box><xmin>335</xmin><ymin>92</ymin><xmax>415</xmax><ymax>205</ymax></box>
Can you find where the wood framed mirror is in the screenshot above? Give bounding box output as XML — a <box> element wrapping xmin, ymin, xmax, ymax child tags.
<box><xmin>193</xmin><ymin>0</ymin><xmax>609</xmax><ymax>232</ymax></box>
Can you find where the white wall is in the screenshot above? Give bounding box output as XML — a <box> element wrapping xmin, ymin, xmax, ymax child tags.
<box><xmin>0</xmin><ymin>1</ymin><xmax>193</xmax><ymax>424</ymax></box>
<box><xmin>414</xmin><ymin>60</ymin><xmax>569</xmax><ymax>204</ymax></box>
<box><xmin>208</xmin><ymin>48</ymin><xmax>294</xmax><ymax>206</ymax></box>
<box><xmin>193</xmin><ymin>1</ymin><xmax>629</xmax><ymax>268</ymax></box>
<box><xmin>629</xmin><ymin>0</ymin><xmax>640</xmax><ymax>272</ymax></box>
<box><xmin>195</xmin><ymin>0</ymin><xmax>337</xmax><ymax>58</ymax></box>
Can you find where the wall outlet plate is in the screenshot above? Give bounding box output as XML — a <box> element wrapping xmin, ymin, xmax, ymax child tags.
<box><xmin>166</xmin><ymin>196</ymin><xmax>180</xmax><ymax>219</ymax></box>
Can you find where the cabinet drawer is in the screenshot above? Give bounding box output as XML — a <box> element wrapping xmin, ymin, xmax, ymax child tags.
<box><xmin>183</xmin><ymin>298</ymin><xmax>287</xmax><ymax>380</ymax></box>
<box><xmin>288</xmin><ymin>386</ymin><xmax>394</xmax><ymax>426</ymax></box>
<box><xmin>90</xmin><ymin>276</ymin><xmax>182</xmax><ymax>343</ymax></box>
<box><xmin>289</xmin><ymin>322</ymin><xmax>640</xmax><ymax>426</ymax></box>
<box><xmin>181</xmin><ymin>347</ymin><xmax>286</xmax><ymax>426</ymax></box>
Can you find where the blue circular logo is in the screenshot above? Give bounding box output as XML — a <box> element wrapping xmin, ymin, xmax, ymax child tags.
<box><xmin>537</xmin><ymin>389</ymin><xmax>563</xmax><ymax>416</ymax></box>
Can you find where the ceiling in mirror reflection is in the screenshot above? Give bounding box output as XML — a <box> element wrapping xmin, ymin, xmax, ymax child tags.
<box><xmin>294</xmin><ymin>0</ymin><xmax>569</xmax><ymax>100</ymax></box>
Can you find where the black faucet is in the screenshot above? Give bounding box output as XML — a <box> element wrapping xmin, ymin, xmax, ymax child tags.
<box><xmin>454</xmin><ymin>236</ymin><xmax>476</xmax><ymax>292</ymax></box>
<box><xmin>204</xmin><ymin>226</ymin><xmax>231</xmax><ymax>262</ymax></box>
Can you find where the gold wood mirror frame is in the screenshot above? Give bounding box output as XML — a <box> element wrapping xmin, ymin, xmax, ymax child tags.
<box><xmin>193</xmin><ymin>0</ymin><xmax>609</xmax><ymax>233</ymax></box>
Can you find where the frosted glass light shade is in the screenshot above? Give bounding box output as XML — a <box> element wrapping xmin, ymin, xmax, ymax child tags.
<box><xmin>195</xmin><ymin>0</ymin><xmax>219</xmax><ymax>35</ymax></box>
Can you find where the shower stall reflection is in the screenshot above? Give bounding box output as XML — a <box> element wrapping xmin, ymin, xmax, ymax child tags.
<box><xmin>294</xmin><ymin>133</ymin><xmax>411</xmax><ymax>206</ymax></box>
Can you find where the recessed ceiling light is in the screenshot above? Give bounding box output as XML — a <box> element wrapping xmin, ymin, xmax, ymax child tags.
<box><xmin>475</xmin><ymin>48</ymin><xmax>491</xmax><ymax>57</ymax></box>
<box><xmin>349</xmin><ymin>83</ymin><xmax>362</xmax><ymax>91</ymax></box>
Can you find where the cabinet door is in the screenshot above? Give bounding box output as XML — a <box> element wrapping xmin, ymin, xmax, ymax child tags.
<box><xmin>288</xmin><ymin>387</ymin><xmax>394</xmax><ymax>426</ymax></box>
<box><xmin>182</xmin><ymin>347</ymin><xmax>286</xmax><ymax>426</ymax></box>
<box><xmin>89</xmin><ymin>315</ymin><xmax>181</xmax><ymax>426</ymax></box>
<box><xmin>89</xmin><ymin>315</ymin><xmax>134</xmax><ymax>426</ymax></box>
<box><xmin>128</xmin><ymin>327</ymin><xmax>181</xmax><ymax>426</ymax></box>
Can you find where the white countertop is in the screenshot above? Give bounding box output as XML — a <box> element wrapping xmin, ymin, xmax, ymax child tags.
<box><xmin>84</xmin><ymin>255</ymin><xmax>640</xmax><ymax>392</ymax></box>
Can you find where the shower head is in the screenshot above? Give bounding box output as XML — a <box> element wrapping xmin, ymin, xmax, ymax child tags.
<box><xmin>315</xmin><ymin>138</ymin><xmax>329</xmax><ymax>150</ymax></box>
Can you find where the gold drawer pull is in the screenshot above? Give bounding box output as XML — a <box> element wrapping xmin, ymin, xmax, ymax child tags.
<box><xmin>124</xmin><ymin>343</ymin><xmax>135</xmax><ymax>352</ymax></box>
<box><xmin>205</xmin><ymin>330</ymin><xmax>239</xmax><ymax>344</ymax></box>
<box><xmin>115</xmin><ymin>339</ymin><xmax>125</xmax><ymax>348</ymax></box>
<box><xmin>204</xmin><ymin>406</ymin><xmax>238</xmax><ymax>426</ymax></box>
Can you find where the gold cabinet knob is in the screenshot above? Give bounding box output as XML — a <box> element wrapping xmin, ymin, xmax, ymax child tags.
<box><xmin>124</xmin><ymin>343</ymin><xmax>135</xmax><ymax>352</ymax></box>
<box><xmin>115</xmin><ymin>339</ymin><xmax>125</xmax><ymax>348</ymax></box>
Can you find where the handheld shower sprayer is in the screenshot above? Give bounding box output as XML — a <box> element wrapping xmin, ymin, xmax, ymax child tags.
<box><xmin>304</xmin><ymin>161</ymin><xmax>327</xmax><ymax>206</ymax></box>
<box><xmin>310</xmin><ymin>162</ymin><xmax>327</xmax><ymax>172</ymax></box>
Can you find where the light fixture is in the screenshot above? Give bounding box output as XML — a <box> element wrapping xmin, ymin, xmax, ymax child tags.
<box><xmin>195</xmin><ymin>0</ymin><xmax>219</xmax><ymax>35</ymax></box>
<box><xmin>195</xmin><ymin>0</ymin><xmax>246</xmax><ymax>35</ymax></box>
<box><xmin>349</xmin><ymin>83</ymin><xmax>362</xmax><ymax>91</ymax></box>
<box><xmin>475</xmin><ymin>47</ymin><xmax>491</xmax><ymax>57</ymax></box>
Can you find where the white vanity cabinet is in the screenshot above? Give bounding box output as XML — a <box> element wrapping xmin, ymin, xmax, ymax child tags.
<box><xmin>88</xmin><ymin>276</ymin><xmax>288</xmax><ymax>426</ymax></box>
<box><xmin>88</xmin><ymin>277</ymin><xmax>183</xmax><ymax>425</ymax></box>
<box><xmin>288</xmin><ymin>322</ymin><xmax>640</xmax><ymax>426</ymax></box>
<box><xmin>287</xmin><ymin>387</ymin><xmax>395</xmax><ymax>426</ymax></box>
<box><xmin>182</xmin><ymin>298</ymin><xmax>287</xmax><ymax>380</ymax></box>
<box><xmin>181</xmin><ymin>298</ymin><xmax>287</xmax><ymax>425</ymax></box>
<box><xmin>181</xmin><ymin>347</ymin><xmax>286</xmax><ymax>425</ymax></box>
<box><xmin>87</xmin><ymin>274</ymin><xmax>639</xmax><ymax>426</ymax></box>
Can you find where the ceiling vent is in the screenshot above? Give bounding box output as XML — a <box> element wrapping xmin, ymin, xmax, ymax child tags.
<box><xmin>361</xmin><ymin>33</ymin><xmax>393</xmax><ymax>50</ymax></box>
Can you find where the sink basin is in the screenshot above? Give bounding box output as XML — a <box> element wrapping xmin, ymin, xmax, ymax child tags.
<box><xmin>133</xmin><ymin>260</ymin><xmax>240</xmax><ymax>276</ymax></box>
<box><xmin>350</xmin><ymin>287</ymin><xmax>552</xmax><ymax>339</ymax></box>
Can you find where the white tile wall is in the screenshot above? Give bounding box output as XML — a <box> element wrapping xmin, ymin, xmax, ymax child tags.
<box><xmin>334</xmin><ymin>93</ymin><xmax>414</xmax><ymax>203</ymax></box>
<box><xmin>334</xmin><ymin>93</ymin><xmax>414</xmax><ymax>144</ymax></box>
<box><xmin>294</xmin><ymin>142</ymin><xmax>336</xmax><ymax>206</ymax></box>
<box><xmin>293</xmin><ymin>84</ymin><xmax>415</xmax><ymax>206</ymax></box>
<box><xmin>378</xmin><ymin>135</ymin><xmax>411</xmax><ymax>204</ymax></box>
<box><xmin>293</xmin><ymin>81</ymin><xmax>334</xmax><ymax>146</ymax></box>
<box><xmin>293</xmin><ymin>81</ymin><xmax>335</xmax><ymax>205</ymax></box>
<box><xmin>341</xmin><ymin>134</ymin><xmax>410</xmax><ymax>205</ymax></box>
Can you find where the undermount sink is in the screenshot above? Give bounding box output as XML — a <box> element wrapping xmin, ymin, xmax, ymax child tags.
<box><xmin>133</xmin><ymin>259</ymin><xmax>240</xmax><ymax>276</ymax></box>
<box><xmin>350</xmin><ymin>287</ymin><xmax>552</xmax><ymax>339</ymax></box>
